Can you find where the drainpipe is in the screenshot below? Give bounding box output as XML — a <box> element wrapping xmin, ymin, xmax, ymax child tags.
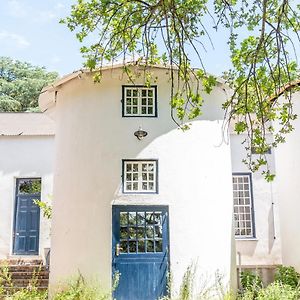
<box><xmin>237</xmin><ymin>251</ymin><xmax>242</xmax><ymax>288</ymax></box>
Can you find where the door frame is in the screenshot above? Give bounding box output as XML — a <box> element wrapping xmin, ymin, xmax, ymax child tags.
<box><xmin>112</xmin><ymin>205</ymin><xmax>170</xmax><ymax>298</ymax></box>
<box><xmin>12</xmin><ymin>177</ymin><xmax>41</xmax><ymax>255</ymax></box>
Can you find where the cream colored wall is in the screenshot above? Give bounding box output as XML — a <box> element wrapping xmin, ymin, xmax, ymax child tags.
<box><xmin>275</xmin><ymin>91</ymin><xmax>300</xmax><ymax>271</ymax></box>
<box><xmin>230</xmin><ymin>134</ymin><xmax>282</xmax><ymax>268</ymax></box>
<box><xmin>48</xmin><ymin>68</ymin><xmax>236</xmax><ymax>293</ymax></box>
<box><xmin>0</xmin><ymin>135</ymin><xmax>54</xmax><ymax>260</ymax></box>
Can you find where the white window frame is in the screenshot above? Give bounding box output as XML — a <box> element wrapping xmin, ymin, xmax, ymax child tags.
<box><xmin>122</xmin><ymin>86</ymin><xmax>157</xmax><ymax>117</ymax></box>
<box><xmin>232</xmin><ymin>173</ymin><xmax>255</xmax><ymax>238</ymax></box>
<box><xmin>123</xmin><ymin>160</ymin><xmax>158</xmax><ymax>193</ymax></box>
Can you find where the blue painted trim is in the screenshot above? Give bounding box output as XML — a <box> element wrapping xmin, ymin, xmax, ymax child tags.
<box><xmin>121</xmin><ymin>85</ymin><xmax>158</xmax><ymax>118</ymax></box>
<box><xmin>232</xmin><ymin>172</ymin><xmax>256</xmax><ymax>239</ymax></box>
<box><xmin>121</xmin><ymin>159</ymin><xmax>159</xmax><ymax>194</ymax></box>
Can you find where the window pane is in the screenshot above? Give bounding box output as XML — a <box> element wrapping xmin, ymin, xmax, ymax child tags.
<box><xmin>128</xmin><ymin>227</ymin><xmax>136</xmax><ymax>239</ymax></box>
<box><xmin>129</xmin><ymin>241</ymin><xmax>137</xmax><ymax>253</ymax></box>
<box><xmin>147</xmin><ymin>240</ymin><xmax>154</xmax><ymax>252</ymax></box>
<box><xmin>155</xmin><ymin>240</ymin><xmax>163</xmax><ymax>252</ymax></box>
<box><xmin>137</xmin><ymin>227</ymin><xmax>145</xmax><ymax>239</ymax></box>
<box><xmin>146</xmin><ymin>226</ymin><xmax>153</xmax><ymax>238</ymax></box>
<box><xmin>19</xmin><ymin>179</ymin><xmax>41</xmax><ymax>194</ymax></box>
<box><xmin>137</xmin><ymin>212</ymin><xmax>145</xmax><ymax>225</ymax></box>
<box><xmin>138</xmin><ymin>240</ymin><xmax>145</xmax><ymax>252</ymax></box>
<box><xmin>120</xmin><ymin>241</ymin><xmax>128</xmax><ymax>253</ymax></box>
<box><xmin>120</xmin><ymin>212</ymin><xmax>127</xmax><ymax>226</ymax></box>
<box><xmin>120</xmin><ymin>227</ymin><xmax>128</xmax><ymax>239</ymax></box>
<box><xmin>128</xmin><ymin>212</ymin><xmax>136</xmax><ymax>225</ymax></box>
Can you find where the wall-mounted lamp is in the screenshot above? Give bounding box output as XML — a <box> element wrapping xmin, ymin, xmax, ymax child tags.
<box><xmin>134</xmin><ymin>127</ymin><xmax>148</xmax><ymax>140</ymax></box>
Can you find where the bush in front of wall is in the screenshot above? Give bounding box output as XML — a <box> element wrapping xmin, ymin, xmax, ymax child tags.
<box><xmin>274</xmin><ymin>266</ymin><xmax>300</xmax><ymax>288</ymax></box>
<box><xmin>255</xmin><ymin>282</ymin><xmax>299</xmax><ymax>300</ymax></box>
<box><xmin>240</xmin><ymin>270</ymin><xmax>263</xmax><ymax>293</ymax></box>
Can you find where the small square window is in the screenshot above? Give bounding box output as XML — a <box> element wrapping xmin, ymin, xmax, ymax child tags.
<box><xmin>122</xmin><ymin>86</ymin><xmax>157</xmax><ymax>117</ymax></box>
<box><xmin>123</xmin><ymin>160</ymin><xmax>158</xmax><ymax>193</ymax></box>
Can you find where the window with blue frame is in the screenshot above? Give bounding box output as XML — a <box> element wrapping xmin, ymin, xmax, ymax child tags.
<box><xmin>122</xmin><ymin>160</ymin><xmax>158</xmax><ymax>194</ymax></box>
<box><xmin>232</xmin><ymin>174</ymin><xmax>255</xmax><ymax>238</ymax></box>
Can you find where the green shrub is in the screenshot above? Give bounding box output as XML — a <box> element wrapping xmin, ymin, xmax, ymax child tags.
<box><xmin>240</xmin><ymin>270</ymin><xmax>263</xmax><ymax>292</ymax></box>
<box><xmin>274</xmin><ymin>266</ymin><xmax>300</xmax><ymax>288</ymax></box>
<box><xmin>256</xmin><ymin>282</ymin><xmax>299</xmax><ymax>300</ymax></box>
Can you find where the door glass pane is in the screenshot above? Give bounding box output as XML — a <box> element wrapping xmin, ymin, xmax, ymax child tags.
<box><xmin>155</xmin><ymin>240</ymin><xmax>163</xmax><ymax>252</ymax></box>
<box><xmin>118</xmin><ymin>209</ymin><xmax>166</xmax><ymax>254</ymax></box>
<box><xmin>137</xmin><ymin>212</ymin><xmax>145</xmax><ymax>225</ymax></box>
<box><xmin>18</xmin><ymin>179</ymin><xmax>41</xmax><ymax>194</ymax></box>
<box><xmin>147</xmin><ymin>240</ymin><xmax>154</xmax><ymax>252</ymax></box>
<box><xmin>129</xmin><ymin>241</ymin><xmax>137</xmax><ymax>253</ymax></box>
<box><xmin>128</xmin><ymin>212</ymin><xmax>136</xmax><ymax>225</ymax></box>
<box><xmin>120</xmin><ymin>241</ymin><xmax>128</xmax><ymax>253</ymax></box>
<box><xmin>137</xmin><ymin>227</ymin><xmax>145</xmax><ymax>239</ymax></box>
<box><xmin>120</xmin><ymin>212</ymin><xmax>127</xmax><ymax>226</ymax></box>
<box><xmin>146</xmin><ymin>226</ymin><xmax>153</xmax><ymax>239</ymax></box>
<box><xmin>128</xmin><ymin>227</ymin><xmax>136</xmax><ymax>239</ymax></box>
<box><xmin>120</xmin><ymin>227</ymin><xmax>128</xmax><ymax>239</ymax></box>
<box><xmin>138</xmin><ymin>240</ymin><xmax>145</xmax><ymax>253</ymax></box>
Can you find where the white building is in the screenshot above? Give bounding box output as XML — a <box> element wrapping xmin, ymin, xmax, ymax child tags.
<box><xmin>1</xmin><ymin>66</ymin><xmax>298</xmax><ymax>299</ymax></box>
<box><xmin>39</xmin><ymin>65</ymin><xmax>236</xmax><ymax>299</ymax></box>
<box><xmin>0</xmin><ymin>113</ymin><xmax>54</xmax><ymax>261</ymax></box>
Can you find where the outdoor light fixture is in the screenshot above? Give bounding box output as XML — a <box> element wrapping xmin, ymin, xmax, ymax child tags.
<box><xmin>134</xmin><ymin>127</ymin><xmax>148</xmax><ymax>140</ymax></box>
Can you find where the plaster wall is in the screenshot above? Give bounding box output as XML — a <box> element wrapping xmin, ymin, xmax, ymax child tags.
<box><xmin>0</xmin><ymin>135</ymin><xmax>54</xmax><ymax>260</ymax></box>
<box><xmin>230</xmin><ymin>134</ymin><xmax>282</xmax><ymax>268</ymax></box>
<box><xmin>275</xmin><ymin>91</ymin><xmax>300</xmax><ymax>271</ymax></box>
<box><xmin>48</xmin><ymin>68</ymin><xmax>236</xmax><ymax>293</ymax></box>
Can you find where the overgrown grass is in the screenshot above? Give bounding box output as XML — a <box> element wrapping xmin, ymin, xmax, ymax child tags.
<box><xmin>0</xmin><ymin>263</ymin><xmax>299</xmax><ymax>299</ymax></box>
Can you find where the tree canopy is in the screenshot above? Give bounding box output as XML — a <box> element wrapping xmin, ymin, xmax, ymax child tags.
<box><xmin>62</xmin><ymin>0</ymin><xmax>300</xmax><ymax>180</ymax></box>
<box><xmin>0</xmin><ymin>57</ymin><xmax>58</xmax><ymax>112</ymax></box>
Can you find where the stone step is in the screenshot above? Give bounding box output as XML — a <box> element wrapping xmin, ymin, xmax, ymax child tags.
<box><xmin>2</xmin><ymin>266</ymin><xmax>48</xmax><ymax>272</ymax></box>
<box><xmin>0</xmin><ymin>259</ymin><xmax>49</xmax><ymax>291</ymax></box>
<box><xmin>8</xmin><ymin>271</ymin><xmax>49</xmax><ymax>279</ymax></box>
<box><xmin>1</xmin><ymin>278</ymin><xmax>49</xmax><ymax>287</ymax></box>
<box><xmin>0</xmin><ymin>259</ymin><xmax>43</xmax><ymax>265</ymax></box>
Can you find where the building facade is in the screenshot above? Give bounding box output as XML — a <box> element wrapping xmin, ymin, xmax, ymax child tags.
<box><xmin>39</xmin><ymin>65</ymin><xmax>236</xmax><ymax>299</ymax></box>
<box><xmin>0</xmin><ymin>113</ymin><xmax>54</xmax><ymax>261</ymax></box>
<box><xmin>1</xmin><ymin>67</ymin><xmax>298</xmax><ymax>299</ymax></box>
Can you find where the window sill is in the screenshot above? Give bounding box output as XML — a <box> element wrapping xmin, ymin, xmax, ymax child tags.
<box><xmin>235</xmin><ymin>237</ymin><xmax>258</xmax><ymax>241</ymax></box>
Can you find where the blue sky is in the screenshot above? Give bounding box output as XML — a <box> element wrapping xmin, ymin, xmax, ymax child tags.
<box><xmin>0</xmin><ymin>0</ymin><xmax>232</xmax><ymax>76</ymax></box>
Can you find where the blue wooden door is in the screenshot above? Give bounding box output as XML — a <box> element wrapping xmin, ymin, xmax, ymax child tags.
<box><xmin>13</xmin><ymin>178</ymin><xmax>41</xmax><ymax>255</ymax></box>
<box><xmin>112</xmin><ymin>206</ymin><xmax>169</xmax><ymax>300</ymax></box>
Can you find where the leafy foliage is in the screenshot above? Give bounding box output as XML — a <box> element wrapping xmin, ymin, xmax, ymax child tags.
<box><xmin>33</xmin><ymin>199</ymin><xmax>52</xmax><ymax>219</ymax></box>
<box><xmin>274</xmin><ymin>266</ymin><xmax>300</xmax><ymax>288</ymax></box>
<box><xmin>240</xmin><ymin>270</ymin><xmax>263</xmax><ymax>298</ymax></box>
<box><xmin>0</xmin><ymin>57</ymin><xmax>58</xmax><ymax>112</ymax></box>
<box><xmin>62</xmin><ymin>0</ymin><xmax>300</xmax><ymax>179</ymax></box>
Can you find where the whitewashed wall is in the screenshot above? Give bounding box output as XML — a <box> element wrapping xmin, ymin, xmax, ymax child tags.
<box><xmin>44</xmin><ymin>67</ymin><xmax>236</xmax><ymax>293</ymax></box>
<box><xmin>230</xmin><ymin>134</ymin><xmax>282</xmax><ymax>269</ymax></box>
<box><xmin>275</xmin><ymin>91</ymin><xmax>300</xmax><ymax>271</ymax></box>
<box><xmin>0</xmin><ymin>135</ymin><xmax>54</xmax><ymax>259</ymax></box>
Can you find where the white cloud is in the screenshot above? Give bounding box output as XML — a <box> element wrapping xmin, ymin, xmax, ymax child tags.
<box><xmin>55</xmin><ymin>3</ymin><xmax>65</xmax><ymax>10</ymax></box>
<box><xmin>50</xmin><ymin>55</ymin><xmax>62</xmax><ymax>64</ymax></box>
<box><xmin>0</xmin><ymin>30</ymin><xmax>30</xmax><ymax>48</ymax></box>
<box><xmin>35</xmin><ymin>10</ymin><xmax>57</xmax><ymax>22</ymax></box>
<box><xmin>7</xmin><ymin>0</ymin><xmax>28</xmax><ymax>17</ymax></box>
